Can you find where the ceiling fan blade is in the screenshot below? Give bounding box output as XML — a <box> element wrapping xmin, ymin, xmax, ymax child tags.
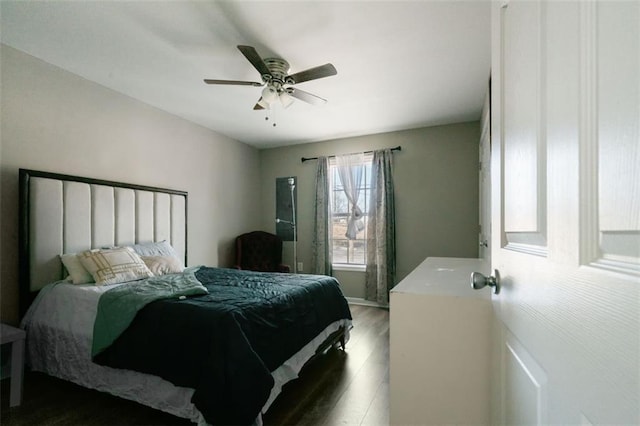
<box><xmin>237</xmin><ymin>45</ymin><xmax>273</xmax><ymax>78</ymax></box>
<box><xmin>253</xmin><ymin>97</ymin><xmax>268</xmax><ymax>110</ymax></box>
<box><xmin>287</xmin><ymin>88</ymin><xmax>327</xmax><ymax>105</ymax></box>
<box><xmin>204</xmin><ymin>79</ymin><xmax>263</xmax><ymax>87</ymax></box>
<box><xmin>287</xmin><ymin>63</ymin><xmax>337</xmax><ymax>84</ymax></box>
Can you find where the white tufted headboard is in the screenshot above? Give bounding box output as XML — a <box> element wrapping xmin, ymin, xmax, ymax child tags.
<box><xmin>19</xmin><ymin>169</ymin><xmax>188</xmax><ymax>315</ymax></box>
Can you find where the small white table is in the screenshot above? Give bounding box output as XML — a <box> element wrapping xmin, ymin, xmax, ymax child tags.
<box><xmin>1</xmin><ymin>323</ymin><xmax>26</xmax><ymax>407</ymax></box>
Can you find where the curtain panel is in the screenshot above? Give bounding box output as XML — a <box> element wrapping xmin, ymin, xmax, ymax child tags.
<box><xmin>365</xmin><ymin>149</ymin><xmax>396</xmax><ymax>304</ymax></box>
<box><xmin>312</xmin><ymin>156</ymin><xmax>332</xmax><ymax>275</ymax></box>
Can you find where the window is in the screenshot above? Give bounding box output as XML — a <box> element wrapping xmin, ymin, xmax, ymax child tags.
<box><xmin>329</xmin><ymin>155</ymin><xmax>372</xmax><ymax>266</ymax></box>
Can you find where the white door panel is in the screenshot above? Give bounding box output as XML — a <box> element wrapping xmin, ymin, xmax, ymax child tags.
<box><xmin>502</xmin><ymin>0</ymin><xmax>545</xmax><ymax>242</ymax></box>
<box><xmin>491</xmin><ymin>1</ymin><xmax>639</xmax><ymax>424</ymax></box>
<box><xmin>503</xmin><ymin>332</ymin><xmax>548</xmax><ymax>426</ymax></box>
<box><xmin>590</xmin><ymin>1</ymin><xmax>640</xmax><ymax>272</ymax></box>
<box><xmin>480</xmin><ymin>88</ymin><xmax>492</xmax><ymax>261</ymax></box>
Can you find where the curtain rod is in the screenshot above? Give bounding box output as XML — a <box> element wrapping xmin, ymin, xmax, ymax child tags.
<box><xmin>301</xmin><ymin>145</ymin><xmax>402</xmax><ymax>163</ymax></box>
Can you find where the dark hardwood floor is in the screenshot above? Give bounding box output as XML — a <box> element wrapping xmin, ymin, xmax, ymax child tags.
<box><xmin>0</xmin><ymin>304</ymin><xmax>389</xmax><ymax>425</ymax></box>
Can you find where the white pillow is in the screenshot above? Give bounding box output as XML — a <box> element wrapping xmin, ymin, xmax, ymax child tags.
<box><xmin>60</xmin><ymin>253</ymin><xmax>94</xmax><ymax>284</ymax></box>
<box><xmin>141</xmin><ymin>255</ymin><xmax>184</xmax><ymax>276</ymax></box>
<box><xmin>130</xmin><ymin>240</ymin><xmax>185</xmax><ymax>269</ymax></box>
<box><xmin>130</xmin><ymin>240</ymin><xmax>178</xmax><ymax>257</ymax></box>
<box><xmin>78</xmin><ymin>247</ymin><xmax>153</xmax><ymax>286</ymax></box>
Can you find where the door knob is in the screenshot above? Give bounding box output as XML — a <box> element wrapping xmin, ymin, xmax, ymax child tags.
<box><xmin>470</xmin><ymin>269</ymin><xmax>500</xmax><ymax>295</ymax></box>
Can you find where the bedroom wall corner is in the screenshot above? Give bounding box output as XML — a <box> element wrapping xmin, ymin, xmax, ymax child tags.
<box><xmin>0</xmin><ymin>45</ymin><xmax>262</xmax><ymax>324</ymax></box>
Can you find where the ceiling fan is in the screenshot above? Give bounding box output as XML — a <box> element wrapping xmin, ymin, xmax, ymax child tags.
<box><xmin>204</xmin><ymin>45</ymin><xmax>337</xmax><ymax>110</ymax></box>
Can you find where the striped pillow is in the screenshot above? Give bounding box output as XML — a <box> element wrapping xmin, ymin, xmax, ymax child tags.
<box><xmin>78</xmin><ymin>247</ymin><xmax>153</xmax><ymax>286</ymax></box>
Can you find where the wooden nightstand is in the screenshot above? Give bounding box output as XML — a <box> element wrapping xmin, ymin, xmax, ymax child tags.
<box><xmin>1</xmin><ymin>323</ymin><xmax>26</xmax><ymax>407</ymax></box>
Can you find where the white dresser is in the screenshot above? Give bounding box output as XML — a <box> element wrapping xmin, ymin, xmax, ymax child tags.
<box><xmin>390</xmin><ymin>257</ymin><xmax>493</xmax><ymax>425</ymax></box>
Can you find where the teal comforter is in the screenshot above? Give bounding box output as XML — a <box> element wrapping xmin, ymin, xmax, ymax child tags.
<box><xmin>92</xmin><ymin>270</ymin><xmax>208</xmax><ymax>357</ymax></box>
<box><xmin>91</xmin><ymin>266</ymin><xmax>352</xmax><ymax>425</ymax></box>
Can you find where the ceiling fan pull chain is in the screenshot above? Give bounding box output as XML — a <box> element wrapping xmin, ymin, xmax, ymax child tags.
<box><xmin>264</xmin><ymin>109</ymin><xmax>276</xmax><ymax>127</ymax></box>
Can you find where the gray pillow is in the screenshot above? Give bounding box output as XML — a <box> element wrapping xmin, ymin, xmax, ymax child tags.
<box><xmin>129</xmin><ymin>240</ymin><xmax>184</xmax><ymax>268</ymax></box>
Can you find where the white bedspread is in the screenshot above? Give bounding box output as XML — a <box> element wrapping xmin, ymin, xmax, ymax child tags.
<box><xmin>21</xmin><ymin>280</ymin><xmax>351</xmax><ymax>425</ymax></box>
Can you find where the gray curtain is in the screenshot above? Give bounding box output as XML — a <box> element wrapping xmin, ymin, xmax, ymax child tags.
<box><xmin>365</xmin><ymin>149</ymin><xmax>396</xmax><ymax>304</ymax></box>
<box><xmin>312</xmin><ymin>156</ymin><xmax>332</xmax><ymax>275</ymax></box>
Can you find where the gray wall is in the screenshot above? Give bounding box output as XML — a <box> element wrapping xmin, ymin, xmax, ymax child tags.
<box><xmin>1</xmin><ymin>44</ymin><xmax>481</xmax><ymax>321</ymax></box>
<box><xmin>0</xmin><ymin>45</ymin><xmax>262</xmax><ymax>324</ymax></box>
<box><xmin>259</xmin><ymin>123</ymin><xmax>480</xmax><ymax>298</ymax></box>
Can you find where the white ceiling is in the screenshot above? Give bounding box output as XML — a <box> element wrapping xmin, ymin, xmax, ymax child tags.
<box><xmin>0</xmin><ymin>1</ymin><xmax>491</xmax><ymax>149</ymax></box>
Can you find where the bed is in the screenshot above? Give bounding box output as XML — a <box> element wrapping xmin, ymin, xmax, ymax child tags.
<box><xmin>18</xmin><ymin>168</ymin><xmax>352</xmax><ymax>425</ymax></box>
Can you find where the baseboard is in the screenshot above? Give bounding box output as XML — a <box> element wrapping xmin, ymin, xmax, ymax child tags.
<box><xmin>346</xmin><ymin>297</ymin><xmax>389</xmax><ymax>309</ymax></box>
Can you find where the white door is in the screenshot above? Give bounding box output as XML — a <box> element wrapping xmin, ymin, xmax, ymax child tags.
<box><xmin>491</xmin><ymin>1</ymin><xmax>639</xmax><ymax>424</ymax></box>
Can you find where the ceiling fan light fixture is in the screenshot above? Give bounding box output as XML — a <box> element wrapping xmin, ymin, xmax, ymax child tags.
<box><xmin>279</xmin><ymin>92</ymin><xmax>294</xmax><ymax>108</ymax></box>
<box><xmin>261</xmin><ymin>85</ymin><xmax>278</xmax><ymax>103</ymax></box>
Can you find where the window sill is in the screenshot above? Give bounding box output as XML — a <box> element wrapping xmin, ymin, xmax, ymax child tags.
<box><xmin>332</xmin><ymin>263</ymin><xmax>366</xmax><ymax>272</ymax></box>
